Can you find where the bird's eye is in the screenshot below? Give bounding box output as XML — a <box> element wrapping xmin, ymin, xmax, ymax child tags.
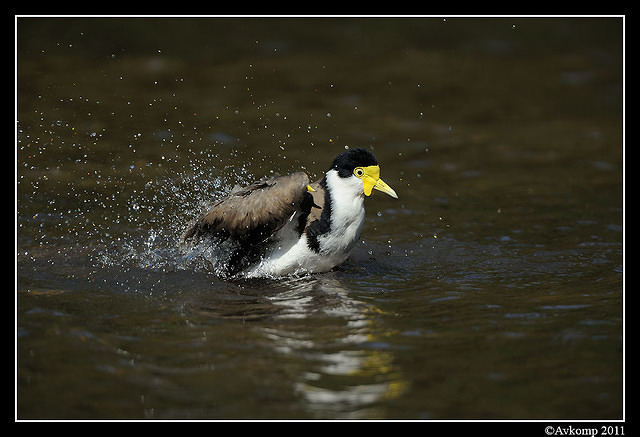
<box><xmin>354</xmin><ymin>167</ymin><xmax>365</xmax><ymax>178</ymax></box>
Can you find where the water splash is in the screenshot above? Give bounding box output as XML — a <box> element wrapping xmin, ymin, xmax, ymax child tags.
<box><xmin>94</xmin><ymin>153</ymin><xmax>257</xmax><ymax>280</ymax></box>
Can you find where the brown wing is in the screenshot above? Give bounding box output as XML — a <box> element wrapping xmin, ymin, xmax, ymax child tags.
<box><xmin>183</xmin><ymin>172</ymin><xmax>311</xmax><ymax>243</ymax></box>
<box><xmin>306</xmin><ymin>179</ymin><xmax>325</xmax><ymax>227</ymax></box>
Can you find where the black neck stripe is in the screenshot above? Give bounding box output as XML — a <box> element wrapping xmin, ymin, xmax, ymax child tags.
<box><xmin>305</xmin><ymin>177</ymin><xmax>332</xmax><ymax>253</ymax></box>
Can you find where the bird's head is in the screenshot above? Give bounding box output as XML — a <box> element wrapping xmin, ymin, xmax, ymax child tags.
<box><xmin>329</xmin><ymin>148</ymin><xmax>398</xmax><ymax>199</ymax></box>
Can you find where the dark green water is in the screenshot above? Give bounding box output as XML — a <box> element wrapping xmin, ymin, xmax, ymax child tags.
<box><xmin>17</xmin><ymin>17</ymin><xmax>623</xmax><ymax>420</ymax></box>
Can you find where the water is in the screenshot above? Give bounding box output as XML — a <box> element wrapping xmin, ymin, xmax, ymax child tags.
<box><xmin>16</xmin><ymin>17</ymin><xmax>623</xmax><ymax>420</ymax></box>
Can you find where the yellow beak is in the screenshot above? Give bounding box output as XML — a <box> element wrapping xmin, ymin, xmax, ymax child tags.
<box><xmin>361</xmin><ymin>165</ymin><xmax>398</xmax><ymax>198</ymax></box>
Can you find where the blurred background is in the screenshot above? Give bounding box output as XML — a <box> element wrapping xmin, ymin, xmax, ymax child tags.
<box><xmin>17</xmin><ymin>16</ymin><xmax>623</xmax><ymax>420</ymax></box>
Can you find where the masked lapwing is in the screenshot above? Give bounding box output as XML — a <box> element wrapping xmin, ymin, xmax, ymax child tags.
<box><xmin>183</xmin><ymin>147</ymin><xmax>398</xmax><ymax>277</ymax></box>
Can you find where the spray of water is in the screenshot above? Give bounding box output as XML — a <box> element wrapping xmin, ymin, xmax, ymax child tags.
<box><xmin>94</xmin><ymin>152</ymin><xmax>257</xmax><ymax>279</ymax></box>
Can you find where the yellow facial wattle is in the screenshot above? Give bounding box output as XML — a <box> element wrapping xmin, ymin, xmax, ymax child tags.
<box><xmin>354</xmin><ymin>165</ymin><xmax>398</xmax><ymax>198</ymax></box>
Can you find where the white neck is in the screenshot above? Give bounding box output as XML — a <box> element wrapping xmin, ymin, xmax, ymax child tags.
<box><xmin>320</xmin><ymin>170</ymin><xmax>366</xmax><ymax>253</ymax></box>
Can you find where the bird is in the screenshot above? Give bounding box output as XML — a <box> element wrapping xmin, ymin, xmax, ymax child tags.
<box><xmin>182</xmin><ymin>147</ymin><xmax>398</xmax><ymax>278</ymax></box>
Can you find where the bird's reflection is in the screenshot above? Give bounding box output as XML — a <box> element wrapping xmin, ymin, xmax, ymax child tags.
<box><xmin>182</xmin><ymin>272</ymin><xmax>408</xmax><ymax>418</ymax></box>
<box><xmin>262</xmin><ymin>274</ymin><xmax>408</xmax><ymax>419</ymax></box>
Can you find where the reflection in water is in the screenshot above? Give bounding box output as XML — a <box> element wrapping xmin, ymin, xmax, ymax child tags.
<box><xmin>182</xmin><ymin>274</ymin><xmax>408</xmax><ymax>419</ymax></box>
<box><xmin>264</xmin><ymin>276</ymin><xmax>408</xmax><ymax>419</ymax></box>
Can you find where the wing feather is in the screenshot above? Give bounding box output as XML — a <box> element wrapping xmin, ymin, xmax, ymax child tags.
<box><xmin>183</xmin><ymin>172</ymin><xmax>311</xmax><ymax>243</ymax></box>
<box><xmin>306</xmin><ymin>179</ymin><xmax>325</xmax><ymax>227</ymax></box>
